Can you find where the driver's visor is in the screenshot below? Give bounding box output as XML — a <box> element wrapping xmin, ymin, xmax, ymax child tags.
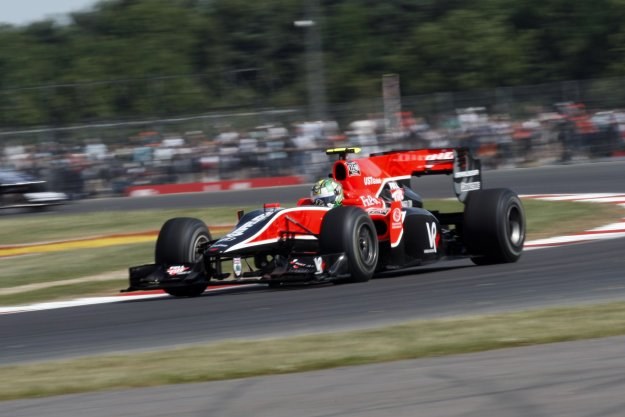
<box><xmin>313</xmin><ymin>196</ymin><xmax>335</xmax><ymax>207</ymax></box>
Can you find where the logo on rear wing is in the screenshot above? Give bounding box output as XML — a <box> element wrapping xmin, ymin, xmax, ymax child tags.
<box><xmin>452</xmin><ymin>149</ymin><xmax>482</xmax><ymax>202</ymax></box>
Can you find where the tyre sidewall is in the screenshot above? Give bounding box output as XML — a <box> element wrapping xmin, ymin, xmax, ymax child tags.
<box><xmin>155</xmin><ymin>217</ymin><xmax>211</xmax><ymax>297</ymax></box>
<box><xmin>155</xmin><ymin>217</ymin><xmax>211</xmax><ymax>265</ymax></box>
<box><xmin>464</xmin><ymin>188</ymin><xmax>525</xmax><ymax>263</ymax></box>
<box><xmin>319</xmin><ymin>206</ymin><xmax>379</xmax><ymax>282</ymax></box>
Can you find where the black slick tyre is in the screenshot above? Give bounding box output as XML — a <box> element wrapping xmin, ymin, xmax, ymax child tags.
<box><xmin>319</xmin><ymin>206</ymin><xmax>378</xmax><ymax>282</ymax></box>
<box><xmin>463</xmin><ymin>188</ymin><xmax>525</xmax><ymax>265</ymax></box>
<box><xmin>155</xmin><ymin>217</ymin><xmax>211</xmax><ymax>297</ymax></box>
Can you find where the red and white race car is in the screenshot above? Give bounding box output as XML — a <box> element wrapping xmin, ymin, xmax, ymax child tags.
<box><xmin>125</xmin><ymin>147</ymin><xmax>525</xmax><ymax>297</ymax></box>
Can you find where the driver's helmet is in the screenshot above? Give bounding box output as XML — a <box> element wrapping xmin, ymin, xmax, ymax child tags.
<box><xmin>311</xmin><ymin>178</ymin><xmax>344</xmax><ymax>207</ymax></box>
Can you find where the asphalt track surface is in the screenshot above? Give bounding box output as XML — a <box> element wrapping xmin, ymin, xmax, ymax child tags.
<box><xmin>1</xmin><ymin>159</ymin><xmax>625</xmax><ymax>416</ymax></box>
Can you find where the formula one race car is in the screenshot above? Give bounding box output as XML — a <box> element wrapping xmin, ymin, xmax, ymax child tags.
<box><xmin>0</xmin><ymin>169</ymin><xmax>68</xmax><ymax>210</ymax></box>
<box><xmin>124</xmin><ymin>147</ymin><xmax>525</xmax><ymax>297</ymax></box>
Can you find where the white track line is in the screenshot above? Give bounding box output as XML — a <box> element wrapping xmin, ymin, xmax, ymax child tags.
<box><xmin>0</xmin><ymin>285</ymin><xmax>260</xmax><ymax>315</ymax></box>
<box><xmin>0</xmin><ymin>293</ymin><xmax>166</xmax><ymax>315</ymax></box>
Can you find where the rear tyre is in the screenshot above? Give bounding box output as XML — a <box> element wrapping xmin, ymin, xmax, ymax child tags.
<box><xmin>463</xmin><ymin>188</ymin><xmax>525</xmax><ymax>265</ymax></box>
<box><xmin>155</xmin><ymin>217</ymin><xmax>211</xmax><ymax>297</ymax></box>
<box><xmin>319</xmin><ymin>206</ymin><xmax>378</xmax><ymax>282</ymax></box>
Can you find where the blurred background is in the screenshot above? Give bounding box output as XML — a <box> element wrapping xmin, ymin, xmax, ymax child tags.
<box><xmin>1</xmin><ymin>0</ymin><xmax>625</xmax><ymax>199</ymax></box>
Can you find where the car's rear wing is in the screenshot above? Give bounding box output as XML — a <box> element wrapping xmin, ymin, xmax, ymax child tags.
<box><xmin>331</xmin><ymin>147</ymin><xmax>482</xmax><ymax>203</ymax></box>
<box><xmin>450</xmin><ymin>148</ymin><xmax>483</xmax><ymax>202</ymax></box>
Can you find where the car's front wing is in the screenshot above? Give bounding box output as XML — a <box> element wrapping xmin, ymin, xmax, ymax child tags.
<box><xmin>122</xmin><ymin>252</ymin><xmax>349</xmax><ymax>293</ymax></box>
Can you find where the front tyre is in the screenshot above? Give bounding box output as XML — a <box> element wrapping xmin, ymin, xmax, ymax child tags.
<box><xmin>463</xmin><ymin>188</ymin><xmax>525</xmax><ymax>265</ymax></box>
<box><xmin>319</xmin><ymin>206</ymin><xmax>378</xmax><ymax>282</ymax></box>
<box><xmin>155</xmin><ymin>217</ymin><xmax>211</xmax><ymax>297</ymax></box>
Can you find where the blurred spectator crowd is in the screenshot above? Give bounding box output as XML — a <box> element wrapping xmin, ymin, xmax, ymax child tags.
<box><xmin>2</xmin><ymin>102</ymin><xmax>624</xmax><ymax>199</ymax></box>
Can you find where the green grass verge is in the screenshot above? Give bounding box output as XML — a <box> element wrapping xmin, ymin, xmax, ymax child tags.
<box><xmin>0</xmin><ymin>244</ymin><xmax>151</xmax><ymax>289</ymax></box>
<box><xmin>0</xmin><ymin>206</ymin><xmax>257</xmax><ymax>245</ymax></box>
<box><xmin>2</xmin><ymin>301</ymin><xmax>625</xmax><ymax>401</ymax></box>
<box><xmin>0</xmin><ymin>199</ymin><xmax>623</xmax><ymax>306</ymax></box>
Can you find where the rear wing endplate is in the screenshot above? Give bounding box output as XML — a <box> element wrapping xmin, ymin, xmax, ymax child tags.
<box><xmin>452</xmin><ymin>148</ymin><xmax>482</xmax><ymax>203</ymax></box>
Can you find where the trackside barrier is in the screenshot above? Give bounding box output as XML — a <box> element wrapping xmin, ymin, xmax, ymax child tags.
<box><xmin>125</xmin><ymin>176</ymin><xmax>305</xmax><ymax>197</ymax></box>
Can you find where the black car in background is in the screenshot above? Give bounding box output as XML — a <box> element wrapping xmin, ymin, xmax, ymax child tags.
<box><xmin>0</xmin><ymin>169</ymin><xmax>68</xmax><ymax>210</ymax></box>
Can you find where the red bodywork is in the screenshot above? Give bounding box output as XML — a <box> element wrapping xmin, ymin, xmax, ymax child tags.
<box><xmin>242</xmin><ymin>148</ymin><xmax>457</xmax><ymax>250</ymax></box>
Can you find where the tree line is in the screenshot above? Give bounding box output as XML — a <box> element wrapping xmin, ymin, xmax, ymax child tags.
<box><xmin>1</xmin><ymin>0</ymin><xmax>625</xmax><ymax>128</ymax></box>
